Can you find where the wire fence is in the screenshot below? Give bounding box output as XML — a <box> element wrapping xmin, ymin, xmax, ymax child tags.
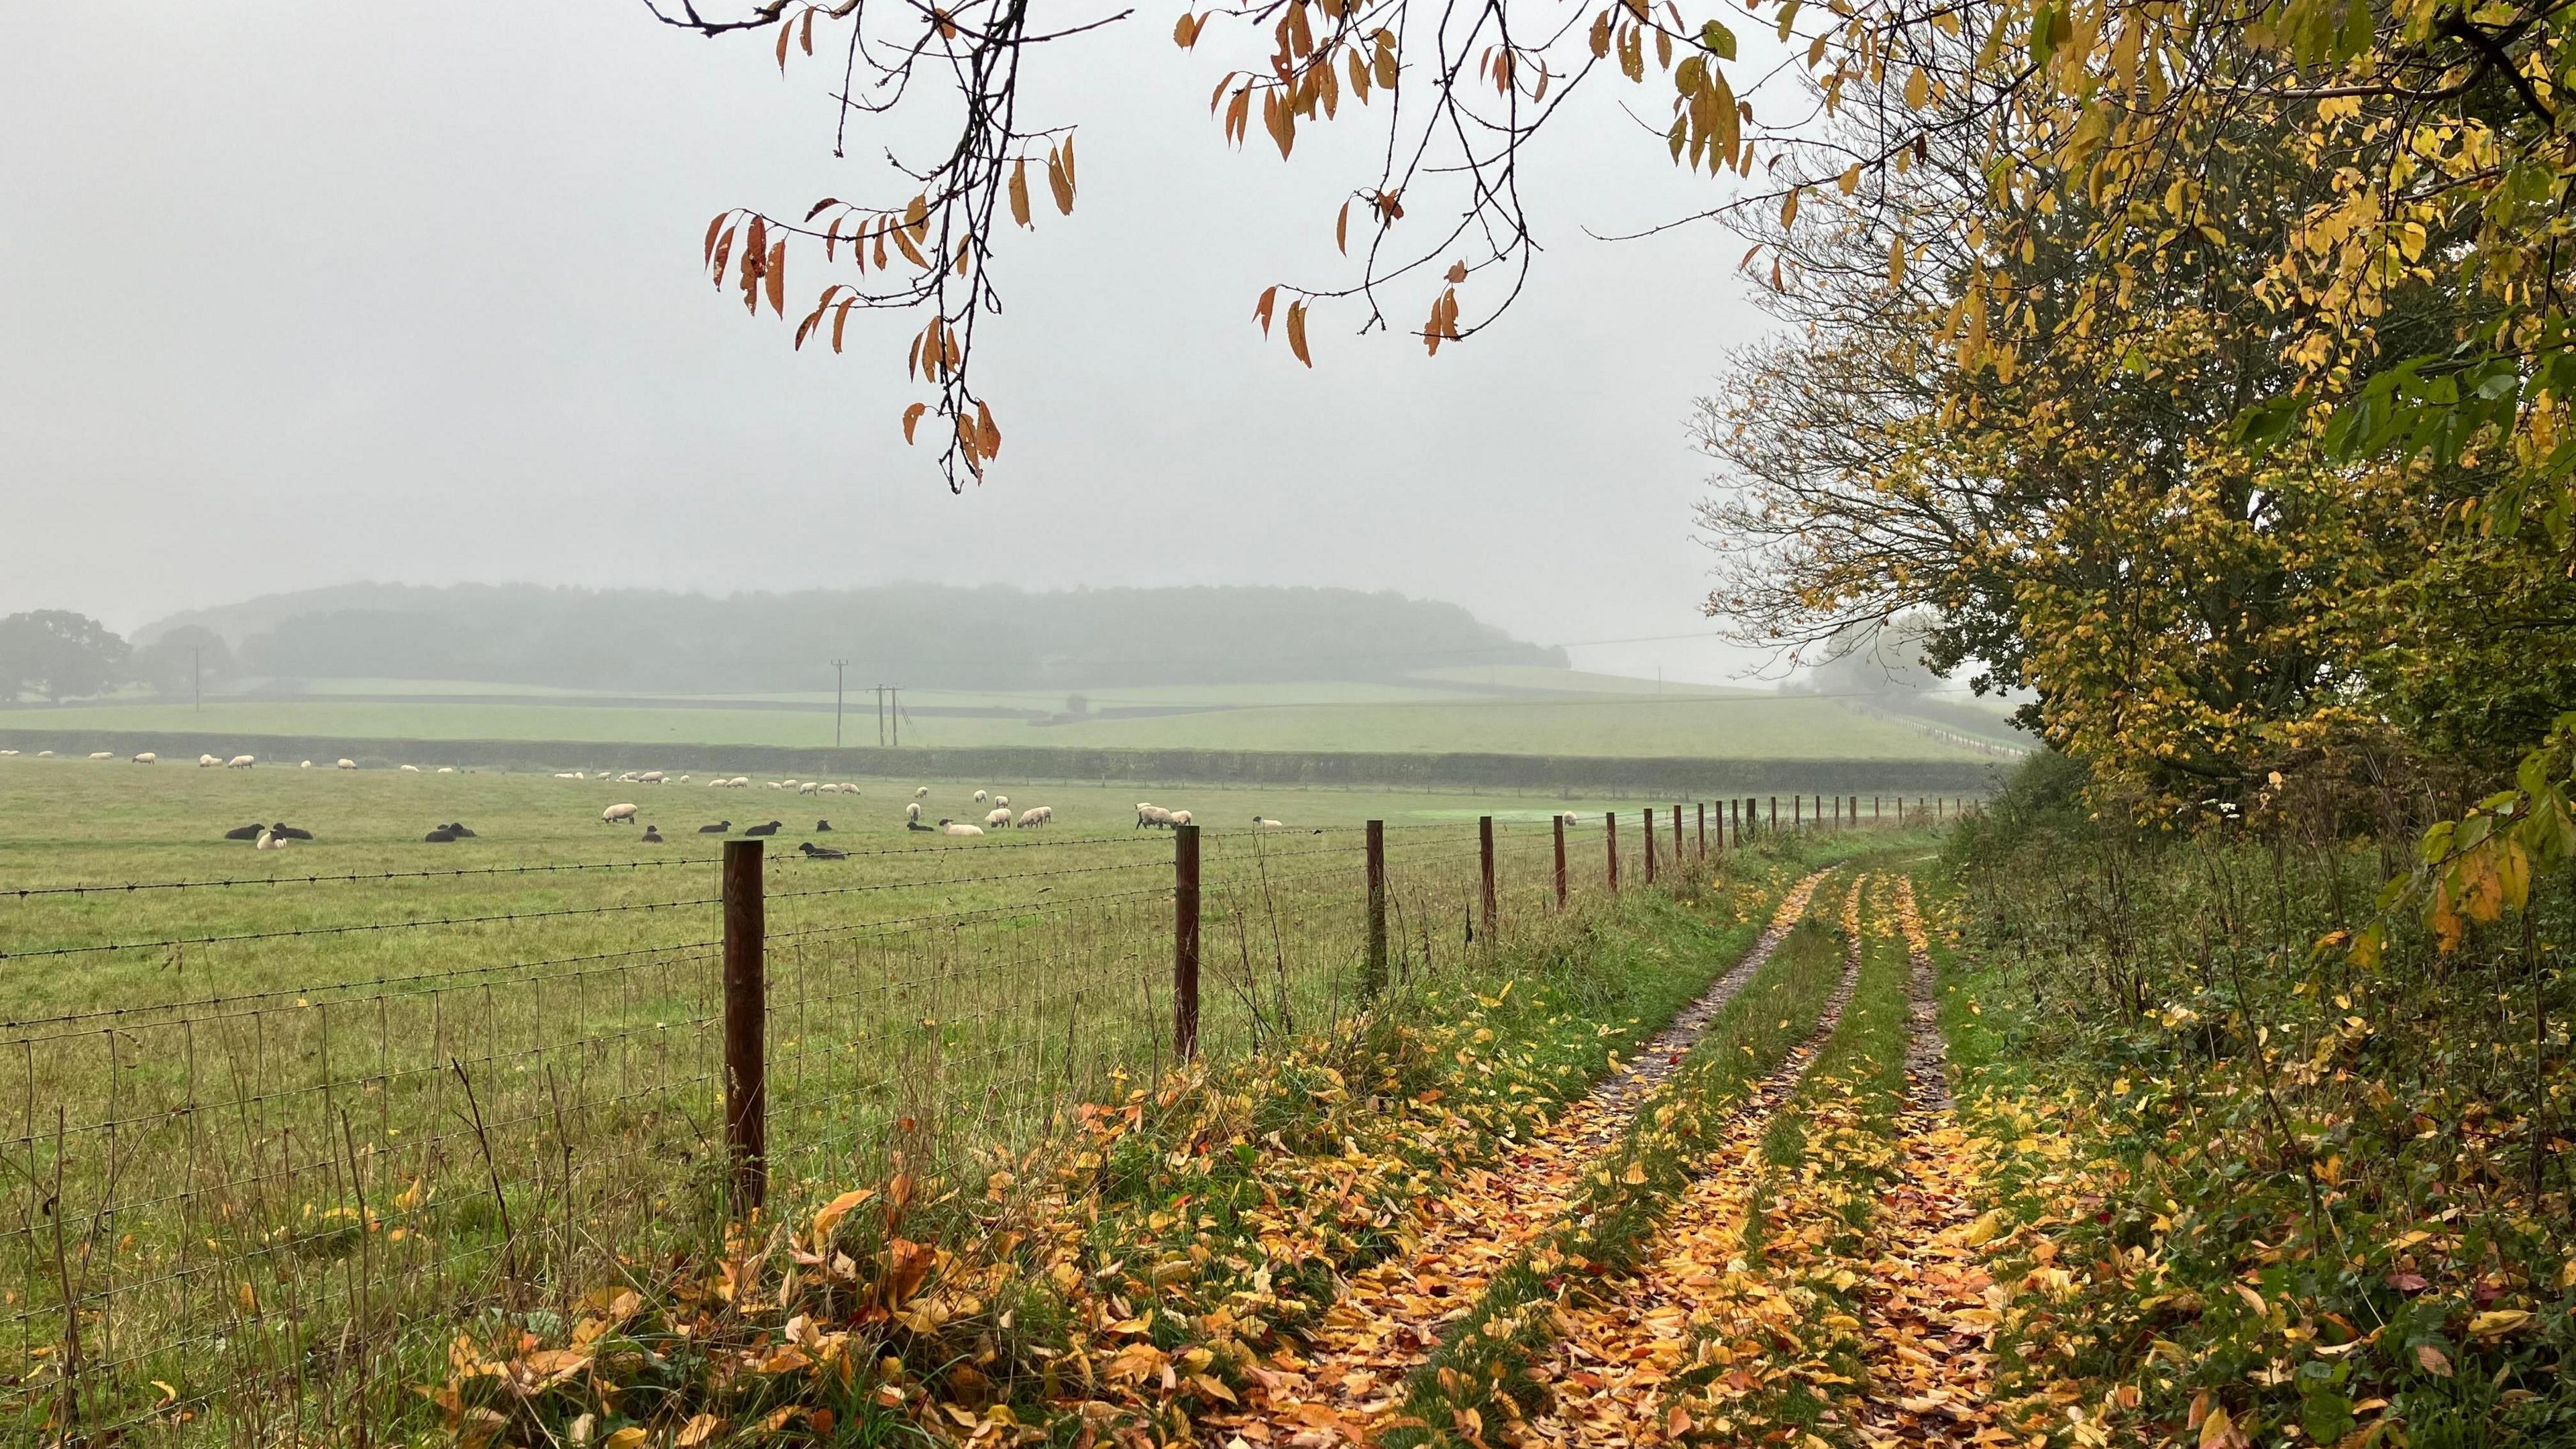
<box><xmin>0</xmin><ymin>800</ymin><xmax>1929</xmax><ymax>1444</ymax></box>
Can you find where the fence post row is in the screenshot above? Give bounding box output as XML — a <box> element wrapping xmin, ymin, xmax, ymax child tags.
<box><xmin>1175</xmin><ymin>822</ymin><xmax>1201</xmax><ymax>1059</ymax></box>
<box><xmin>1605</xmin><ymin>811</ymin><xmax>1619</xmax><ymax>892</ymax></box>
<box><xmin>1552</xmin><ymin>813</ymin><xmax>1569</xmax><ymax>910</ymax></box>
<box><xmin>721</xmin><ymin>838</ymin><xmax>767</xmax><ymax>1214</ymax></box>
<box><xmin>1364</xmin><ymin>820</ymin><xmax>1389</xmax><ymax>997</ymax></box>
<box><xmin>1479</xmin><ymin>815</ymin><xmax>1497</xmax><ymax>942</ymax></box>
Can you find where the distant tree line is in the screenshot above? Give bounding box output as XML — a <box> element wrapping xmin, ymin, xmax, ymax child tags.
<box><xmin>0</xmin><ymin>613</ymin><xmax>235</xmax><ymax>704</ymax></box>
<box><xmin>69</xmin><ymin>584</ymin><xmax>1568</xmax><ymax>697</ymax></box>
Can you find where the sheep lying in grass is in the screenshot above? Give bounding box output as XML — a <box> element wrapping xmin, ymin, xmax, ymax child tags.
<box><xmin>89</xmin><ymin>751</ymin><xmax>113</xmax><ymax>760</ymax></box>
<box><xmin>400</xmin><ymin>764</ymin><xmax>421</xmax><ymax>773</ymax></box>
<box><xmin>1253</xmin><ymin>816</ymin><xmax>1284</xmax><ymax>828</ymax></box>
<box><xmin>938</xmin><ymin>819</ymin><xmax>983</xmax><ymax>837</ymax></box>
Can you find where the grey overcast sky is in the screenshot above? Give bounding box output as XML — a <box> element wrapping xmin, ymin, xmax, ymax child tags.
<box><xmin>0</xmin><ymin>1</ymin><xmax>1787</xmax><ymax>682</ymax></box>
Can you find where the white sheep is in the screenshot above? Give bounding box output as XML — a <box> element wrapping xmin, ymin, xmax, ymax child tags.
<box><xmin>706</xmin><ymin>776</ymin><xmax>728</xmax><ymax>786</ymax></box>
<box><xmin>35</xmin><ymin>750</ymin><xmax>53</xmax><ymax>757</ymax></box>
<box><xmin>0</xmin><ymin>749</ymin><xmax>17</xmax><ymax>757</ymax></box>
<box><xmin>731</xmin><ymin>777</ymin><xmax>751</xmax><ymax>788</ymax></box>
<box><xmin>973</xmin><ymin>790</ymin><xmax>988</xmax><ymax>804</ymax></box>
<box><xmin>89</xmin><ymin>751</ymin><xmax>113</xmax><ymax>760</ymax></box>
<box><xmin>639</xmin><ymin>770</ymin><xmax>666</xmax><ymax>784</ymax></box>
<box><xmin>994</xmin><ymin>794</ymin><xmax>1008</xmax><ymax>810</ymax></box>
<box><xmin>199</xmin><ymin>753</ymin><xmax>221</xmax><ymax>767</ymax></box>
<box><xmin>557</xmin><ymin>771</ymin><xmax>583</xmax><ymax>780</ymax></box>
<box><xmin>985</xmin><ymin>807</ymin><xmax>1012</xmax><ymax>828</ymax></box>
<box><xmin>1036</xmin><ymin>805</ymin><xmax>1053</xmax><ymax>822</ymax></box>
<box><xmin>225</xmin><ymin>754</ymin><xmax>256</xmax><ymax>769</ymax></box>
<box><xmin>256</xmin><ymin>828</ymin><xmax>286</xmax><ymax>851</ymax></box>
<box><xmin>299</xmin><ymin>759</ymin><xmax>313</xmax><ymax>769</ymax></box>
<box><xmin>939</xmin><ymin>820</ymin><xmax>984</xmax><ymax>837</ymax></box>
<box><xmin>906</xmin><ymin>801</ymin><xmax>922</xmax><ymax>824</ymax></box>
<box><xmin>912</xmin><ymin>786</ymin><xmax>930</xmax><ymax>801</ymax></box>
<box><xmin>436</xmin><ymin>767</ymin><xmax>455</xmax><ymax>774</ymax></box>
<box><xmin>1016</xmin><ymin>807</ymin><xmax>1046</xmax><ymax>828</ymax></box>
<box><xmin>799</xmin><ymin>782</ymin><xmax>820</xmax><ymax>796</ymax></box>
<box><xmin>400</xmin><ymin>764</ymin><xmax>421</xmax><ymax>773</ymax></box>
<box><xmin>1254</xmin><ymin>816</ymin><xmax>1284</xmax><ymax>828</ymax></box>
<box><xmin>1169</xmin><ymin>810</ymin><xmax>1193</xmax><ymax>827</ymax></box>
<box><xmin>133</xmin><ymin>752</ymin><xmax>158</xmax><ymax>765</ymax></box>
<box><xmin>618</xmin><ymin>771</ymin><xmax>640</xmax><ymax>784</ymax></box>
<box><xmin>337</xmin><ymin>758</ymin><xmax>357</xmax><ymax>770</ymax></box>
<box><xmin>602</xmin><ymin>803</ymin><xmax>639</xmax><ymax>824</ymax></box>
<box><xmin>1136</xmin><ymin>804</ymin><xmax>1175</xmax><ymax>829</ymax></box>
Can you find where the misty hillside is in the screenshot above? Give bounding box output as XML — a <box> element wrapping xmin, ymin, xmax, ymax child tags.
<box><xmin>138</xmin><ymin>584</ymin><xmax>1568</xmax><ymax>694</ymax></box>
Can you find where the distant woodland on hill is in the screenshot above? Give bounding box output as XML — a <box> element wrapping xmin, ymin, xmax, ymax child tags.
<box><xmin>138</xmin><ymin>584</ymin><xmax>1569</xmax><ymax>693</ymax></box>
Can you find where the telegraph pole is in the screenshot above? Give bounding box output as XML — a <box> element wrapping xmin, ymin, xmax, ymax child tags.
<box><xmin>830</xmin><ymin>659</ymin><xmax>849</xmax><ymax>748</ymax></box>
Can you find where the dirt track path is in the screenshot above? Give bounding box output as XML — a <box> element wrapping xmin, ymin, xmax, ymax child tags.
<box><xmin>1234</xmin><ymin>870</ymin><xmax>1837</xmax><ymax>1446</ymax></box>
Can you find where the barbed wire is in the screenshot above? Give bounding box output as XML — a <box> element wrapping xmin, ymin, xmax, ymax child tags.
<box><xmin>0</xmin><ymin>894</ymin><xmax>722</xmax><ymax>962</ymax></box>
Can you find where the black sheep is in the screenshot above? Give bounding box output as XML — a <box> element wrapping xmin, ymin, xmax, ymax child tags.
<box><xmin>799</xmin><ymin>841</ymin><xmax>848</xmax><ymax>859</ymax></box>
<box><xmin>443</xmin><ymin>822</ymin><xmax>476</xmax><ymax>838</ymax></box>
<box><xmin>698</xmin><ymin>820</ymin><xmax>731</xmax><ymax>834</ymax></box>
<box><xmin>273</xmin><ymin>823</ymin><xmax>315</xmax><ymax>841</ymax></box>
<box><xmin>743</xmin><ymin>820</ymin><xmax>782</xmax><ymax>837</ymax></box>
<box><xmin>906</xmin><ymin>819</ymin><xmax>934</xmax><ymax>831</ymax></box>
<box><xmin>641</xmin><ymin>826</ymin><xmax>664</xmax><ymax>843</ymax></box>
<box><xmin>222</xmin><ymin>822</ymin><xmax>263</xmax><ymax>841</ymax></box>
<box><xmin>814</xmin><ymin>819</ymin><xmax>833</xmax><ymax>832</ymax></box>
<box><xmin>423</xmin><ymin>826</ymin><xmax>460</xmax><ymax>843</ymax></box>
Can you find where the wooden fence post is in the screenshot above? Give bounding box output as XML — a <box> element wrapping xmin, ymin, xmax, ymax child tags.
<box><xmin>1769</xmin><ymin>796</ymin><xmax>1778</xmax><ymax>833</ymax></box>
<box><xmin>1363</xmin><ymin>821</ymin><xmax>1387</xmax><ymax>997</ymax></box>
<box><xmin>1605</xmin><ymin>812</ymin><xmax>1619</xmax><ymax>892</ymax></box>
<box><xmin>1670</xmin><ymin>804</ymin><xmax>1682</xmax><ymax>865</ymax></box>
<box><xmin>1175</xmin><ymin>823</ymin><xmax>1201</xmax><ymax>1058</ymax></box>
<box><xmin>1552</xmin><ymin>814</ymin><xmax>1568</xmax><ymax>910</ymax></box>
<box><xmin>1729</xmin><ymin>798</ymin><xmax>1739</xmax><ymax>847</ymax></box>
<box><xmin>1642</xmin><ymin>809</ymin><xmax>1656</xmax><ymax>884</ymax></box>
<box><xmin>1794</xmin><ymin>795</ymin><xmax>1802</xmax><ymax>830</ymax></box>
<box><xmin>1697</xmin><ymin>802</ymin><xmax>1706</xmax><ymax>861</ymax></box>
<box><xmin>722</xmin><ymin>839</ymin><xmax>767</xmax><ymax>1214</ymax></box>
<box><xmin>1478</xmin><ymin>815</ymin><xmax>1497</xmax><ymax>942</ymax></box>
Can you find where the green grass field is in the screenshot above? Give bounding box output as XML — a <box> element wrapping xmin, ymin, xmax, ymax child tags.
<box><xmin>6</xmin><ymin>670</ymin><xmax>2025</xmax><ymax>761</ymax></box>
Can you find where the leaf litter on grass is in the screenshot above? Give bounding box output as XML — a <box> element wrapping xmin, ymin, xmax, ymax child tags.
<box><xmin>1218</xmin><ymin>871</ymin><xmax>1840</xmax><ymax>1448</ymax></box>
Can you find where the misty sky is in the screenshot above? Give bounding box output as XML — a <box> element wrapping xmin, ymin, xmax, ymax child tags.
<box><xmin>1</xmin><ymin>1</ymin><xmax>1792</xmax><ymax>684</ymax></box>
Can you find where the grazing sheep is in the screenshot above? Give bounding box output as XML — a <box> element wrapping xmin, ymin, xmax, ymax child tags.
<box><xmin>133</xmin><ymin>753</ymin><xmax>157</xmax><ymax>765</ymax></box>
<box><xmin>436</xmin><ymin>767</ymin><xmax>455</xmax><ymax>774</ymax></box>
<box><xmin>798</xmin><ymin>782</ymin><xmax>820</xmax><ymax>796</ymax></box>
<box><xmin>743</xmin><ymin>820</ymin><xmax>783</xmax><ymax>837</ymax></box>
<box><xmin>336</xmin><ymin>759</ymin><xmax>356</xmax><ymax>770</ymax></box>
<box><xmin>1169</xmin><ymin>810</ymin><xmax>1193</xmax><ymax>827</ymax></box>
<box><xmin>400</xmin><ymin>764</ymin><xmax>421</xmax><ymax>773</ymax></box>
<box><xmin>731</xmin><ymin>777</ymin><xmax>751</xmax><ymax>788</ymax></box>
<box><xmin>88</xmin><ymin>751</ymin><xmax>113</xmax><ymax>760</ymax></box>
<box><xmin>994</xmin><ymin>794</ymin><xmax>1008</xmax><ymax>810</ymax></box>
<box><xmin>223</xmin><ymin>822</ymin><xmax>264</xmax><ymax>841</ymax></box>
<box><xmin>905</xmin><ymin>802</ymin><xmax>922</xmax><ymax>824</ymax></box>
<box><xmin>1254</xmin><ymin>816</ymin><xmax>1284</xmax><ymax>828</ymax></box>
<box><xmin>985</xmin><ymin>807</ymin><xmax>1012</xmax><ymax>828</ymax></box>
<box><xmin>814</xmin><ymin>819</ymin><xmax>833</xmax><ymax>832</ymax></box>
<box><xmin>0</xmin><ymin>749</ymin><xmax>16</xmax><ymax>757</ymax></box>
<box><xmin>698</xmin><ymin>820</ymin><xmax>731</xmax><ymax>834</ymax></box>
<box><xmin>912</xmin><ymin>786</ymin><xmax>929</xmax><ymax>801</ymax></box>
<box><xmin>299</xmin><ymin>759</ymin><xmax>313</xmax><ymax>769</ymax></box>
<box><xmin>937</xmin><ymin>819</ymin><xmax>983</xmax><ymax>837</ymax></box>
<box><xmin>641</xmin><ymin>825</ymin><xmax>664</xmax><ymax>843</ymax></box>
<box><xmin>1036</xmin><ymin>805</ymin><xmax>1053</xmax><ymax>822</ymax></box>
<box><xmin>555</xmin><ymin>771</ymin><xmax>582</xmax><ymax>780</ymax></box>
<box><xmin>639</xmin><ymin>771</ymin><xmax>666</xmax><ymax>784</ymax></box>
<box><xmin>1016</xmin><ymin>807</ymin><xmax>1046</xmax><ymax>828</ymax></box>
<box><xmin>1135</xmin><ymin>804</ymin><xmax>1175</xmax><ymax>829</ymax></box>
<box><xmin>226</xmin><ymin>754</ymin><xmax>256</xmax><ymax>769</ymax></box>
<box><xmin>602</xmin><ymin>803</ymin><xmax>639</xmax><ymax>824</ymax></box>
<box><xmin>617</xmin><ymin>771</ymin><xmax>639</xmax><ymax>784</ymax></box>
<box><xmin>973</xmin><ymin>790</ymin><xmax>988</xmax><ymax>804</ymax></box>
<box><xmin>799</xmin><ymin>841</ymin><xmax>849</xmax><ymax>860</ymax></box>
<box><xmin>256</xmin><ymin>828</ymin><xmax>285</xmax><ymax>851</ymax></box>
